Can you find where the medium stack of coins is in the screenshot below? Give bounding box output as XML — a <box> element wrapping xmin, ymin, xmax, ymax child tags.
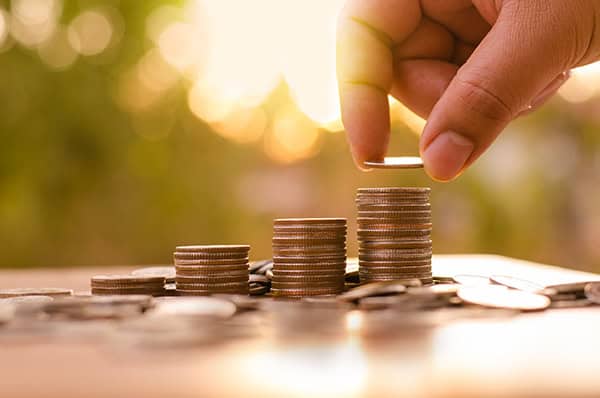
<box><xmin>356</xmin><ymin>187</ymin><xmax>432</xmax><ymax>285</ymax></box>
<box><xmin>272</xmin><ymin>218</ymin><xmax>347</xmax><ymax>297</ymax></box>
<box><xmin>90</xmin><ymin>275</ymin><xmax>166</xmax><ymax>296</ymax></box>
<box><xmin>174</xmin><ymin>245</ymin><xmax>250</xmax><ymax>296</ymax></box>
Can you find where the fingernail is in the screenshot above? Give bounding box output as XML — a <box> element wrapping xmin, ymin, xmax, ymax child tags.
<box><xmin>422</xmin><ymin>131</ymin><xmax>474</xmax><ymax>181</ymax></box>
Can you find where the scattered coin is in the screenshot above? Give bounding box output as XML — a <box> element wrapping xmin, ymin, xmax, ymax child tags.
<box><xmin>0</xmin><ymin>287</ymin><xmax>73</xmax><ymax>298</ymax></box>
<box><xmin>44</xmin><ymin>295</ymin><xmax>154</xmax><ymax>320</ymax></box>
<box><xmin>453</xmin><ymin>274</ymin><xmax>492</xmax><ymax>286</ymax></box>
<box><xmin>584</xmin><ymin>282</ymin><xmax>600</xmax><ymax>304</ymax></box>
<box><xmin>338</xmin><ymin>280</ymin><xmax>423</xmax><ymax>302</ymax></box>
<box><xmin>0</xmin><ymin>295</ymin><xmax>54</xmax><ymax>304</ymax></box>
<box><xmin>490</xmin><ymin>275</ymin><xmax>545</xmax><ymax>292</ymax></box>
<box><xmin>544</xmin><ymin>281</ymin><xmax>592</xmax><ymax>296</ymax></box>
<box><xmin>458</xmin><ymin>286</ymin><xmax>550</xmax><ymax>311</ymax></box>
<box><xmin>549</xmin><ymin>298</ymin><xmax>594</xmax><ymax>309</ymax></box>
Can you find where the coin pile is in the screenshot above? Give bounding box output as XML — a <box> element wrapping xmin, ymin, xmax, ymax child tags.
<box><xmin>356</xmin><ymin>187</ymin><xmax>433</xmax><ymax>285</ymax></box>
<box><xmin>271</xmin><ymin>218</ymin><xmax>347</xmax><ymax>297</ymax></box>
<box><xmin>174</xmin><ymin>245</ymin><xmax>250</xmax><ymax>296</ymax></box>
<box><xmin>90</xmin><ymin>275</ymin><xmax>166</xmax><ymax>296</ymax></box>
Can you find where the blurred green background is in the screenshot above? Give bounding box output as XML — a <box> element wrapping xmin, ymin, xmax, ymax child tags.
<box><xmin>0</xmin><ymin>0</ymin><xmax>599</xmax><ymax>271</ymax></box>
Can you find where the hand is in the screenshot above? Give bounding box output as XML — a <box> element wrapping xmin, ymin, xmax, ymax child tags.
<box><xmin>337</xmin><ymin>0</ymin><xmax>600</xmax><ymax>180</ymax></box>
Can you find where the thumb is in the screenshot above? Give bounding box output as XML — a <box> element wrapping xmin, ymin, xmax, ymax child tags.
<box><xmin>420</xmin><ymin>1</ymin><xmax>573</xmax><ymax>181</ymax></box>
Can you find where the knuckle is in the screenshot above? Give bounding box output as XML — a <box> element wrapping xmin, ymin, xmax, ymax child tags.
<box><xmin>453</xmin><ymin>75</ymin><xmax>516</xmax><ymax>124</ymax></box>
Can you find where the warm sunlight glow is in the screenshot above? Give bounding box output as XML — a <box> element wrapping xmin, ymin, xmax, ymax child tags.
<box><xmin>559</xmin><ymin>64</ymin><xmax>600</xmax><ymax>103</ymax></box>
<box><xmin>265</xmin><ymin>108</ymin><xmax>321</xmax><ymax>163</ymax></box>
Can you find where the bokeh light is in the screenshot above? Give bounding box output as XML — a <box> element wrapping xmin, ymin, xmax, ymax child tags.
<box><xmin>67</xmin><ymin>9</ymin><xmax>113</xmax><ymax>56</ymax></box>
<box><xmin>0</xmin><ymin>0</ymin><xmax>599</xmax><ymax>271</ymax></box>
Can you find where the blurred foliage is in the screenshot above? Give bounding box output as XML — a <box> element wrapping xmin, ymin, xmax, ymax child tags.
<box><xmin>0</xmin><ymin>0</ymin><xmax>599</xmax><ymax>272</ymax></box>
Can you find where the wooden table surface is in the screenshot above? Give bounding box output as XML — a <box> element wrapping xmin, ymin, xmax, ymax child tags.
<box><xmin>1</xmin><ymin>254</ymin><xmax>600</xmax><ymax>398</ymax></box>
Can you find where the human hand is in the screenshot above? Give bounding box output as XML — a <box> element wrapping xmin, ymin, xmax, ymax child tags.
<box><xmin>337</xmin><ymin>0</ymin><xmax>600</xmax><ymax>180</ymax></box>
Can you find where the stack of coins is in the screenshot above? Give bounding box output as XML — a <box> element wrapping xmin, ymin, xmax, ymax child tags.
<box><xmin>272</xmin><ymin>218</ymin><xmax>347</xmax><ymax>297</ymax></box>
<box><xmin>90</xmin><ymin>275</ymin><xmax>166</xmax><ymax>296</ymax></box>
<box><xmin>174</xmin><ymin>245</ymin><xmax>250</xmax><ymax>296</ymax></box>
<box><xmin>356</xmin><ymin>187</ymin><xmax>432</xmax><ymax>285</ymax></box>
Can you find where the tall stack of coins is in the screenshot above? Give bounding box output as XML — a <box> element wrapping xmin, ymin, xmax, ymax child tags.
<box><xmin>174</xmin><ymin>245</ymin><xmax>250</xmax><ymax>296</ymax></box>
<box><xmin>90</xmin><ymin>275</ymin><xmax>166</xmax><ymax>296</ymax></box>
<box><xmin>272</xmin><ymin>218</ymin><xmax>347</xmax><ymax>297</ymax></box>
<box><xmin>356</xmin><ymin>187</ymin><xmax>432</xmax><ymax>285</ymax></box>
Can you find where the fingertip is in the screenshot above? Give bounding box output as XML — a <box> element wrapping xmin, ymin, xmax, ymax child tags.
<box><xmin>421</xmin><ymin>131</ymin><xmax>474</xmax><ymax>182</ymax></box>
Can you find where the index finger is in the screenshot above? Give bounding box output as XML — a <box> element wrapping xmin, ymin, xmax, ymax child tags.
<box><xmin>337</xmin><ymin>0</ymin><xmax>422</xmax><ymax>167</ymax></box>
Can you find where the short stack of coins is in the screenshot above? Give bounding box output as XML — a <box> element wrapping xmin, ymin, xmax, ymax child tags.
<box><xmin>356</xmin><ymin>187</ymin><xmax>433</xmax><ymax>285</ymax></box>
<box><xmin>174</xmin><ymin>245</ymin><xmax>250</xmax><ymax>296</ymax></box>
<box><xmin>90</xmin><ymin>275</ymin><xmax>166</xmax><ymax>296</ymax></box>
<box><xmin>272</xmin><ymin>218</ymin><xmax>347</xmax><ymax>297</ymax></box>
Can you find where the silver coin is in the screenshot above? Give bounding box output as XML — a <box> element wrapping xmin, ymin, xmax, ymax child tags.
<box><xmin>549</xmin><ymin>298</ymin><xmax>594</xmax><ymax>309</ymax></box>
<box><xmin>490</xmin><ymin>275</ymin><xmax>544</xmax><ymax>292</ymax></box>
<box><xmin>584</xmin><ymin>282</ymin><xmax>600</xmax><ymax>304</ymax></box>
<box><xmin>337</xmin><ymin>280</ymin><xmax>411</xmax><ymax>302</ymax></box>
<box><xmin>363</xmin><ymin>157</ymin><xmax>424</xmax><ymax>169</ymax></box>
<box><xmin>0</xmin><ymin>287</ymin><xmax>73</xmax><ymax>298</ymax></box>
<box><xmin>458</xmin><ymin>285</ymin><xmax>550</xmax><ymax>311</ymax></box>
<box><xmin>131</xmin><ymin>266</ymin><xmax>176</xmax><ymax>283</ymax></box>
<box><xmin>453</xmin><ymin>274</ymin><xmax>492</xmax><ymax>286</ymax></box>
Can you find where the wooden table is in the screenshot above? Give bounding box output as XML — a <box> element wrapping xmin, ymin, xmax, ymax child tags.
<box><xmin>1</xmin><ymin>254</ymin><xmax>600</xmax><ymax>398</ymax></box>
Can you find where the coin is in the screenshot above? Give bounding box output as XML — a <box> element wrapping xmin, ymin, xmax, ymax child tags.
<box><xmin>176</xmin><ymin>289</ymin><xmax>248</xmax><ymax>296</ymax></box>
<box><xmin>249</xmin><ymin>259</ymin><xmax>273</xmax><ymax>273</ymax></box>
<box><xmin>91</xmin><ymin>275</ymin><xmax>165</xmax><ymax>284</ymax></box>
<box><xmin>549</xmin><ymin>298</ymin><xmax>594</xmax><ymax>309</ymax></box>
<box><xmin>249</xmin><ymin>284</ymin><xmax>270</xmax><ymax>295</ymax></box>
<box><xmin>361</xmin><ymin>276</ymin><xmax>433</xmax><ymax>285</ymax></box>
<box><xmin>175</xmin><ymin>274</ymin><xmax>249</xmax><ymax>283</ymax></box>
<box><xmin>337</xmin><ymin>280</ymin><xmax>409</xmax><ymax>302</ymax></box>
<box><xmin>544</xmin><ymin>281</ymin><xmax>591</xmax><ymax>295</ymax></box>
<box><xmin>407</xmin><ymin>284</ymin><xmax>460</xmax><ymax>296</ymax></box>
<box><xmin>0</xmin><ymin>295</ymin><xmax>54</xmax><ymax>304</ymax></box>
<box><xmin>174</xmin><ymin>258</ymin><xmax>249</xmax><ymax>265</ymax></box>
<box><xmin>175</xmin><ymin>264</ymin><xmax>249</xmax><ymax>273</ymax></box>
<box><xmin>458</xmin><ymin>286</ymin><xmax>550</xmax><ymax>311</ymax></box>
<box><xmin>358</xmin><ymin>253</ymin><xmax>432</xmax><ymax>262</ymax></box>
<box><xmin>360</xmin><ymin>240</ymin><xmax>432</xmax><ymax>249</ymax></box>
<box><xmin>359</xmin><ymin>259</ymin><xmax>432</xmax><ymax>267</ymax></box>
<box><xmin>273</xmin><ymin>255</ymin><xmax>346</xmax><ymax>263</ymax></box>
<box><xmin>357</xmin><ymin>187</ymin><xmax>430</xmax><ymax>194</ymax></box>
<box><xmin>453</xmin><ymin>274</ymin><xmax>492</xmax><ymax>286</ymax></box>
<box><xmin>0</xmin><ymin>287</ymin><xmax>73</xmax><ymax>298</ymax></box>
<box><xmin>271</xmin><ymin>287</ymin><xmax>343</xmax><ymax>297</ymax></box>
<box><xmin>490</xmin><ymin>275</ymin><xmax>544</xmax><ymax>292</ymax></box>
<box><xmin>271</xmin><ymin>275</ymin><xmax>344</xmax><ymax>284</ymax></box>
<box><xmin>274</xmin><ymin>218</ymin><xmax>346</xmax><ymax>225</ymax></box>
<box><xmin>271</xmin><ymin>281</ymin><xmax>344</xmax><ymax>289</ymax></box>
<box><xmin>584</xmin><ymin>282</ymin><xmax>600</xmax><ymax>304</ymax></box>
<box><xmin>91</xmin><ymin>287</ymin><xmax>165</xmax><ymax>296</ymax></box>
<box><xmin>175</xmin><ymin>245</ymin><xmax>250</xmax><ymax>253</ymax></box>
<box><xmin>131</xmin><ymin>266</ymin><xmax>176</xmax><ymax>283</ymax></box>
<box><xmin>173</xmin><ymin>252</ymin><xmax>249</xmax><ymax>260</ymax></box>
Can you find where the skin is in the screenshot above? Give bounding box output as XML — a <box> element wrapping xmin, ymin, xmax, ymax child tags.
<box><xmin>337</xmin><ymin>0</ymin><xmax>600</xmax><ymax>181</ymax></box>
